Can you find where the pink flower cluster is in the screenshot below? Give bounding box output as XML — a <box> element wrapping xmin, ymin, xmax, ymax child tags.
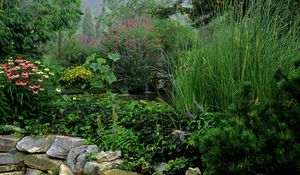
<box><xmin>101</xmin><ymin>17</ymin><xmax>161</xmax><ymax>61</ymax></box>
<box><xmin>0</xmin><ymin>58</ymin><xmax>49</xmax><ymax>94</ymax></box>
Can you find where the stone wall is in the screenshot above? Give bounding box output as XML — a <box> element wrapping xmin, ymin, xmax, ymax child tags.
<box><xmin>0</xmin><ymin>135</ymin><xmax>138</xmax><ymax>175</ymax></box>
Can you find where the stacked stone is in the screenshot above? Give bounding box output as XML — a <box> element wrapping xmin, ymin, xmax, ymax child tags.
<box><xmin>0</xmin><ymin>135</ymin><xmax>138</xmax><ymax>175</ymax></box>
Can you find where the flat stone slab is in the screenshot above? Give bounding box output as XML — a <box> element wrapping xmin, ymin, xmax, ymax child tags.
<box><xmin>0</xmin><ymin>171</ymin><xmax>24</xmax><ymax>175</ymax></box>
<box><xmin>0</xmin><ymin>164</ymin><xmax>23</xmax><ymax>173</ymax></box>
<box><xmin>0</xmin><ymin>135</ymin><xmax>22</xmax><ymax>152</ymax></box>
<box><xmin>103</xmin><ymin>169</ymin><xmax>139</xmax><ymax>175</ymax></box>
<box><xmin>16</xmin><ymin>135</ymin><xmax>55</xmax><ymax>153</ymax></box>
<box><xmin>0</xmin><ymin>152</ymin><xmax>26</xmax><ymax>165</ymax></box>
<box><xmin>46</xmin><ymin>136</ymin><xmax>84</xmax><ymax>159</ymax></box>
<box><xmin>24</xmin><ymin>154</ymin><xmax>62</xmax><ymax>171</ymax></box>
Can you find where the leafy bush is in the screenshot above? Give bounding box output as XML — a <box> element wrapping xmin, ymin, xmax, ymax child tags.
<box><xmin>0</xmin><ymin>57</ymin><xmax>55</xmax><ymax>126</ymax></box>
<box><xmin>188</xmin><ymin>58</ymin><xmax>300</xmax><ymax>175</ymax></box>
<box><xmin>0</xmin><ymin>0</ymin><xmax>82</xmax><ymax>60</ymax></box>
<box><xmin>83</xmin><ymin>54</ymin><xmax>119</xmax><ymax>91</ymax></box>
<box><xmin>164</xmin><ymin>157</ymin><xmax>189</xmax><ymax>175</ymax></box>
<box><xmin>59</xmin><ymin>66</ymin><xmax>93</xmax><ymax>89</ymax></box>
<box><xmin>100</xmin><ymin>16</ymin><xmax>162</xmax><ymax>92</ymax></box>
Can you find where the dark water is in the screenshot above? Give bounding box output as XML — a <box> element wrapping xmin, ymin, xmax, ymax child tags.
<box><xmin>118</xmin><ymin>92</ymin><xmax>169</xmax><ymax>102</ymax></box>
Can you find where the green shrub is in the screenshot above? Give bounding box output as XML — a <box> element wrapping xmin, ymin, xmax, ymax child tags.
<box><xmin>59</xmin><ymin>66</ymin><xmax>93</xmax><ymax>89</ymax></box>
<box><xmin>164</xmin><ymin>157</ymin><xmax>189</xmax><ymax>175</ymax></box>
<box><xmin>188</xmin><ymin>58</ymin><xmax>300</xmax><ymax>174</ymax></box>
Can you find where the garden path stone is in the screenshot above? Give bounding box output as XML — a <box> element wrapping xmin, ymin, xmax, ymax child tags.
<box><xmin>46</xmin><ymin>136</ymin><xmax>84</xmax><ymax>159</ymax></box>
<box><xmin>185</xmin><ymin>167</ymin><xmax>201</xmax><ymax>175</ymax></box>
<box><xmin>94</xmin><ymin>151</ymin><xmax>121</xmax><ymax>163</ymax></box>
<box><xmin>103</xmin><ymin>169</ymin><xmax>139</xmax><ymax>175</ymax></box>
<box><xmin>67</xmin><ymin>145</ymin><xmax>98</xmax><ymax>173</ymax></box>
<box><xmin>59</xmin><ymin>164</ymin><xmax>74</xmax><ymax>175</ymax></box>
<box><xmin>16</xmin><ymin>135</ymin><xmax>55</xmax><ymax>153</ymax></box>
<box><xmin>25</xmin><ymin>168</ymin><xmax>43</xmax><ymax>175</ymax></box>
<box><xmin>83</xmin><ymin>159</ymin><xmax>123</xmax><ymax>175</ymax></box>
<box><xmin>0</xmin><ymin>135</ymin><xmax>22</xmax><ymax>152</ymax></box>
<box><xmin>0</xmin><ymin>172</ymin><xmax>24</xmax><ymax>175</ymax></box>
<box><xmin>24</xmin><ymin>154</ymin><xmax>62</xmax><ymax>171</ymax></box>
<box><xmin>0</xmin><ymin>152</ymin><xmax>25</xmax><ymax>165</ymax></box>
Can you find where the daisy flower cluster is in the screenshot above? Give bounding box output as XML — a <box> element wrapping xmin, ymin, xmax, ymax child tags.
<box><xmin>0</xmin><ymin>57</ymin><xmax>54</xmax><ymax>94</ymax></box>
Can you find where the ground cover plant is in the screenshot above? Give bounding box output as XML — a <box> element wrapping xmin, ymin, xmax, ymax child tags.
<box><xmin>0</xmin><ymin>0</ymin><xmax>299</xmax><ymax>174</ymax></box>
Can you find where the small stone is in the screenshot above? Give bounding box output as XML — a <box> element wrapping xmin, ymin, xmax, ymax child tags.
<box><xmin>0</xmin><ymin>152</ymin><xmax>26</xmax><ymax>165</ymax></box>
<box><xmin>25</xmin><ymin>168</ymin><xmax>43</xmax><ymax>175</ymax></box>
<box><xmin>185</xmin><ymin>167</ymin><xmax>201</xmax><ymax>175</ymax></box>
<box><xmin>16</xmin><ymin>135</ymin><xmax>55</xmax><ymax>153</ymax></box>
<box><xmin>0</xmin><ymin>135</ymin><xmax>22</xmax><ymax>152</ymax></box>
<box><xmin>83</xmin><ymin>159</ymin><xmax>123</xmax><ymax>175</ymax></box>
<box><xmin>0</xmin><ymin>171</ymin><xmax>24</xmax><ymax>175</ymax></box>
<box><xmin>103</xmin><ymin>169</ymin><xmax>139</xmax><ymax>175</ymax></box>
<box><xmin>46</xmin><ymin>136</ymin><xmax>84</xmax><ymax>159</ymax></box>
<box><xmin>94</xmin><ymin>151</ymin><xmax>121</xmax><ymax>163</ymax></box>
<box><xmin>59</xmin><ymin>164</ymin><xmax>74</xmax><ymax>175</ymax></box>
<box><xmin>153</xmin><ymin>162</ymin><xmax>167</xmax><ymax>173</ymax></box>
<box><xmin>24</xmin><ymin>154</ymin><xmax>62</xmax><ymax>171</ymax></box>
<box><xmin>67</xmin><ymin>145</ymin><xmax>98</xmax><ymax>173</ymax></box>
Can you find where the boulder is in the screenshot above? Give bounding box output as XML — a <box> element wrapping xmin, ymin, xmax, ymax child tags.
<box><xmin>24</xmin><ymin>154</ymin><xmax>62</xmax><ymax>171</ymax></box>
<box><xmin>94</xmin><ymin>151</ymin><xmax>121</xmax><ymax>163</ymax></box>
<box><xmin>83</xmin><ymin>159</ymin><xmax>123</xmax><ymax>175</ymax></box>
<box><xmin>46</xmin><ymin>136</ymin><xmax>84</xmax><ymax>159</ymax></box>
<box><xmin>59</xmin><ymin>164</ymin><xmax>74</xmax><ymax>175</ymax></box>
<box><xmin>16</xmin><ymin>135</ymin><xmax>55</xmax><ymax>153</ymax></box>
<box><xmin>185</xmin><ymin>167</ymin><xmax>201</xmax><ymax>175</ymax></box>
<box><xmin>67</xmin><ymin>145</ymin><xmax>98</xmax><ymax>173</ymax></box>
<box><xmin>0</xmin><ymin>172</ymin><xmax>24</xmax><ymax>175</ymax></box>
<box><xmin>0</xmin><ymin>135</ymin><xmax>21</xmax><ymax>152</ymax></box>
<box><xmin>25</xmin><ymin>169</ymin><xmax>43</xmax><ymax>175</ymax></box>
<box><xmin>103</xmin><ymin>169</ymin><xmax>139</xmax><ymax>175</ymax></box>
<box><xmin>0</xmin><ymin>152</ymin><xmax>25</xmax><ymax>165</ymax></box>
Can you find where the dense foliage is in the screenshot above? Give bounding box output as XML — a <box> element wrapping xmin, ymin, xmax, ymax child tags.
<box><xmin>189</xmin><ymin>59</ymin><xmax>300</xmax><ymax>174</ymax></box>
<box><xmin>1</xmin><ymin>0</ymin><xmax>299</xmax><ymax>174</ymax></box>
<box><xmin>0</xmin><ymin>0</ymin><xmax>82</xmax><ymax>59</ymax></box>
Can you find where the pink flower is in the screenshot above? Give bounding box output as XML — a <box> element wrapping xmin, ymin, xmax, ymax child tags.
<box><xmin>22</xmin><ymin>72</ymin><xmax>29</xmax><ymax>78</ymax></box>
<box><xmin>29</xmin><ymin>84</ymin><xmax>39</xmax><ymax>89</ymax></box>
<box><xmin>37</xmin><ymin>78</ymin><xmax>43</xmax><ymax>82</ymax></box>
<box><xmin>15</xmin><ymin>57</ymin><xmax>25</xmax><ymax>63</ymax></box>
<box><xmin>16</xmin><ymin>80</ymin><xmax>27</xmax><ymax>86</ymax></box>
<box><xmin>32</xmin><ymin>91</ymin><xmax>39</xmax><ymax>94</ymax></box>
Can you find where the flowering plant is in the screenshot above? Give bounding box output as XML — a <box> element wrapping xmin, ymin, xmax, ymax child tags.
<box><xmin>0</xmin><ymin>57</ymin><xmax>54</xmax><ymax>125</ymax></box>
<box><xmin>59</xmin><ymin>66</ymin><xmax>93</xmax><ymax>89</ymax></box>
<box><xmin>100</xmin><ymin>17</ymin><xmax>162</xmax><ymax>91</ymax></box>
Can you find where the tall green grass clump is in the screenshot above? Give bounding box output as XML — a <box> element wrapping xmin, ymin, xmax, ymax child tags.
<box><xmin>171</xmin><ymin>0</ymin><xmax>300</xmax><ymax>114</ymax></box>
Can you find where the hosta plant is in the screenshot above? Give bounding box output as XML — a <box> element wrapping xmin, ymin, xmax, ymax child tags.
<box><xmin>0</xmin><ymin>57</ymin><xmax>54</xmax><ymax>126</ymax></box>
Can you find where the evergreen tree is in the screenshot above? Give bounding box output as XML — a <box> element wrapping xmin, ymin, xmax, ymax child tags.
<box><xmin>82</xmin><ymin>6</ymin><xmax>95</xmax><ymax>39</ymax></box>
